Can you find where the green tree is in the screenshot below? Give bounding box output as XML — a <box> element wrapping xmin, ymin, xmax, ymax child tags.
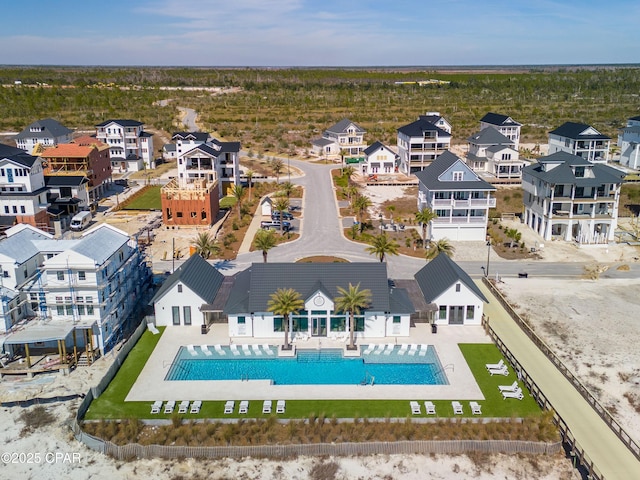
<box><xmin>415</xmin><ymin>208</ymin><xmax>438</xmax><ymax>247</ymax></box>
<box><xmin>505</xmin><ymin>227</ymin><xmax>522</xmax><ymax>248</ymax></box>
<box><xmin>352</xmin><ymin>194</ymin><xmax>372</xmax><ymax>232</ymax></box>
<box><xmin>231</xmin><ymin>184</ymin><xmax>245</xmax><ymax>220</ymax></box>
<box><xmin>253</xmin><ymin>229</ymin><xmax>277</xmax><ymax>263</ymax></box>
<box><xmin>192</xmin><ymin>231</ymin><xmax>220</xmax><ymax>259</ymax></box>
<box><xmin>267</xmin><ymin>288</ymin><xmax>304</xmax><ymax>350</ymax></box>
<box><xmin>280</xmin><ymin>181</ymin><xmax>295</xmax><ymax>199</ymax></box>
<box><xmin>366</xmin><ymin>233</ymin><xmax>400</xmax><ymax>262</ymax></box>
<box><xmin>334</xmin><ymin>283</ymin><xmax>372</xmax><ymax>350</ymax></box>
<box><xmin>245</xmin><ymin>169</ymin><xmax>255</xmax><ymax>202</ymax></box>
<box><xmin>271</xmin><ymin>158</ymin><xmax>284</xmax><ymax>183</ymax></box>
<box><xmin>273</xmin><ymin>197</ymin><xmax>290</xmax><ymax>234</ymax></box>
<box><xmin>386</xmin><ymin>205</ymin><xmax>396</xmax><ymax>224</ymax></box>
<box><xmin>342</xmin><ymin>165</ymin><xmax>355</xmax><ymax>182</ymax></box>
<box><xmin>425</xmin><ymin>238</ymin><xmax>456</xmax><ymax>261</ymax></box>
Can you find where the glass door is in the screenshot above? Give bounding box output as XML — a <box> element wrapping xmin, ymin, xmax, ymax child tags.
<box><xmin>311</xmin><ymin>317</ymin><xmax>327</xmax><ymax>336</ymax></box>
<box><xmin>448</xmin><ymin>306</ymin><xmax>464</xmax><ymax>325</ymax></box>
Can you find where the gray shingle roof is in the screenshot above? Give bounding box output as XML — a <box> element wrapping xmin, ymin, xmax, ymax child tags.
<box><xmin>325</xmin><ymin>118</ymin><xmax>365</xmax><ymax>134</ymax></box>
<box><xmin>225</xmin><ymin>263</ymin><xmax>393</xmax><ymax>314</ymax></box>
<box><xmin>467</xmin><ymin>128</ymin><xmax>514</xmax><ymax>146</ymax></box>
<box><xmin>414</xmin><ymin>151</ymin><xmax>495</xmax><ymax>191</ymax></box>
<box><xmin>480</xmin><ymin>113</ymin><xmax>521</xmax><ymax>127</ymax></box>
<box><xmin>150</xmin><ymin>254</ymin><xmax>225</xmax><ymax>305</ymax></box>
<box><xmin>364</xmin><ymin>141</ymin><xmax>396</xmax><ymax>157</ymax></box>
<box><xmin>172</xmin><ymin>132</ymin><xmax>210</xmax><ymax>142</ymax></box>
<box><xmin>630</xmin><ymin>115</ymin><xmax>640</xmax><ymax>122</ymax></box>
<box><xmin>523</xmin><ymin>152</ymin><xmax>625</xmax><ymax>187</ymax></box>
<box><xmin>549</xmin><ymin>122</ymin><xmax>610</xmax><ymax>140</ymax></box>
<box><xmin>45</xmin><ymin>175</ymin><xmax>88</xmax><ymax>187</ymax></box>
<box><xmin>0</xmin><ymin>144</ymin><xmax>25</xmax><ymax>157</ymax></box>
<box><xmin>312</xmin><ymin>138</ymin><xmax>334</xmax><ymax>147</ymax></box>
<box><xmin>0</xmin><ymin>153</ymin><xmax>38</xmax><ymax>169</ymax></box>
<box><xmin>388</xmin><ymin>287</ymin><xmax>415</xmax><ymax>314</ymax></box>
<box><xmin>397</xmin><ymin>117</ymin><xmax>451</xmax><ymax>138</ymax></box>
<box><xmin>15</xmin><ymin>118</ymin><xmax>73</xmax><ymax>140</ymax></box>
<box><xmin>95</xmin><ymin>119</ymin><xmax>143</xmax><ymax>127</ymax></box>
<box><xmin>414</xmin><ymin>253</ymin><xmax>488</xmax><ymax>303</ymax></box>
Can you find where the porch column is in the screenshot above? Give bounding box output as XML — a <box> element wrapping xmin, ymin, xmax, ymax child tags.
<box><xmin>25</xmin><ymin>343</ymin><xmax>32</xmax><ymax>368</ymax></box>
<box><xmin>72</xmin><ymin>329</ymin><xmax>78</xmax><ymax>366</ymax></box>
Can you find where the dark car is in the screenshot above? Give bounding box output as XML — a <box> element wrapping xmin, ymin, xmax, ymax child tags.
<box><xmin>260</xmin><ymin>220</ymin><xmax>292</xmax><ymax>232</ymax></box>
<box><xmin>271</xmin><ymin>211</ymin><xmax>294</xmax><ymax>220</ymax></box>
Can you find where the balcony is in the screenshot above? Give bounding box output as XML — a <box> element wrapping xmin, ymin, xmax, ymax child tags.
<box><xmin>433</xmin><ymin>216</ymin><xmax>487</xmax><ymax>224</ymax></box>
<box><xmin>431</xmin><ymin>198</ymin><xmax>496</xmax><ymax>208</ymax></box>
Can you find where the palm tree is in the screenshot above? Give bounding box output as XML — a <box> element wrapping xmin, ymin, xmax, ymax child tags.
<box><xmin>271</xmin><ymin>158</ymin><xmax>284</xmax><ymax>183</ymax></box>
<box><xmin>192</xmin><ymin>231</ymin><xmax>220</xmax><ymax>259</ymax></box>
<box><xmin>273</xmin><ymin>197</ymin><xmax>290</xmax><ymax>234</ymax></box>
<box><xmin>342</xmin><ymin>165</ymin><xmax>355</xmax><ymax>182</ymax></box>
<box><xmin>352</xmin><ymin>194</ymin><xmax>372</xmax><ymax>232</ymax></box>
<box><xmin>280</xmin><ymin>181</ymin><xmax>295</xmax><ymax>199</ymax></box>
<box><xmin>268</xmin><ymin>288</ymin><xmax>304</xmax><ymax>350</ymax></box>
<box><xmin>366</xmin><ymin>233</ymin><xmax>400</xmax><ymax>262</ymax></box>
<box><xmin>334</xmin><ymin>283</ymin><xmax>372</xmax><ymax>350</ymax></box>
<box><xmin>425</xmin><ymin>238</ymin><xmax>456</xmax><ymax>260</ymax></box>
<box><xmin>505</xmin><ymin>227</ymin><xmax>522</xmax><ymax>248</ymax></box>
<box><xmin>253</xmin><ymin>229</ymin><xmax>277</xmax><ymax>262</ymax></box>
<box><xmin>245</xmin><ymin>169</ymin><xmax>255</xmax><ymax>202</ymax></box>
<box><xmin>386</xmin><ymin>205</ymin><xmax>396</xmax><ymax>224</ymax></box>
<box><xmin>231</xmin><ymin>184</ymin><xmax>245</xmax><ymax>220</ymax></box>
<box><xmin>415</xmin><ymin>207</ymin><xmax>438</xmax><ymax>247</ymax></box>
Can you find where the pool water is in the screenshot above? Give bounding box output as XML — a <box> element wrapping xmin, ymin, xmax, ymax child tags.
<box><xmin>166</xmin><ymin>346</ymin><xmax>448</xmax><ymax>385</ymax></box>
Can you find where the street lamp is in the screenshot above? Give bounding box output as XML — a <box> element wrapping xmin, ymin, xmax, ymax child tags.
<box><xmin>485</xmin><ymin>240</ymin><xmax>492</xmax><ymax>277</ymax></box>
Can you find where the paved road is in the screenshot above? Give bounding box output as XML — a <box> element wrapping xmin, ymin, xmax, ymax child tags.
<box><xmin>479</xmin><ymin>281</ymin><xmax>640</xmax><ymax>480</ymax></box>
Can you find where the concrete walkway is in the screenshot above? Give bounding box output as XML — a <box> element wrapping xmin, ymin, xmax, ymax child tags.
<box><xmin>478</xmin><ymin>281</ymin><xmax>640</xmax><ymax>480</ymax></box>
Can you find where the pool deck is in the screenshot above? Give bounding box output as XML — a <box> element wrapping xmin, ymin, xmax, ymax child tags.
<box><xmin>126</xmin><ymin>324</ymin><xmax>492</xmax><ymax>402</ymax></box>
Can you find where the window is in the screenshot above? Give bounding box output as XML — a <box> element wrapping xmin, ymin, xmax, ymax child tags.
<box><xmin>87</xmin><ymin>305</ymin><xmax>94</xmax><ymax>315</ymax></box>
<box><xmin>66</xmin><ymin>304</ymin><xmax>73</xmax><ymax>315</ymax></box>
<box><xmin>273</xmin><ymin>316</ymin><xmax>284</xmax><ymax>332</ymax></box>
<box><xmin>20</xmin><ymin>206</ymin><xmax>25</xmax><ymax>214</ymax></box>
<box><xmin>330</xmin><ymin>316</ymin><xmax>346</xmax><ymax>332</ymax></box>
<box><xmin>455</xmin><ymin>283</ymin><xmax>461</xmax><ymax>292</ymax></box>
<box><xmin>57</xmin><ymin>305</ymin><xmax>64</xmax><ymax>315</ymax></box>
<box><xmin>183</xmin><ymin>306</ymin><xmax>192</xmax><ymax>325</ymax></box>
<box><xmin>392</xmin><ymin>315</ymin><xmax>401</xmax><ymax>323</ymax></box>
<box><xmin>466</xmin><ymin>306</ymin><xmax>475</xmax><ymax>319</ymax></box>
<box><xmin>177</xmin><ymin>284</ymin><xmax>182</xmax><ymax>293</ymax></box>
<box><xmin>439</xmin><ymin>306</ymin><xmax>447</xmax><ymax>320</ymax></box>
<box><xmin>78</xmin><ymin>305</ymin><xmax>85</xmax><ymax>315</ymax></box>
<box><xmin>237</xmin><ymin>316</ymin><xmax>245</xmax><ymax>324</ymax></box>
<box><xmin>172</xmin><ymin>306</ymin><xmax>180</xmax><ymax>325</ymax></box>
<box><xmin>12</xmin><ymin>206</ymin><xmax>17</xmax><ymax>214</ymax></box>
<box><xmin>3</xmin><ymin>206</ymin><xmax>8</xmax><ymax>214</ymax></box>
<box><xmin>78</xmin><ymin>271</ymin><xmax>86</xmax><ymax>281</ymax></box>
<box><xmin>354</xmin><ymin>315</ymin><xmax>365</xmax><ymax>332</ymax></box>
<box><xmin>452</xmin><ymin>171</ymin><xmax>463</xmax><ymax>181</ymax></box>
<box><xmin>57</xmin><ymin>271</ymin><xmax>64</xmax><ymax>281</ymax></box>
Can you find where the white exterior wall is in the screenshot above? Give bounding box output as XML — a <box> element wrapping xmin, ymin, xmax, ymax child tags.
<box><xmin>619</xmin><ymin>126</ymin><xmax>640</xmax><ymax>169</ymax></box>
<box><xmin>154</xmin><ymin>283</ymin><xmax>205</xmax><ymax>327</ymax></box>
<box><xmin>432</xmin><ymin>225</ymin><xmax>488</xmax><ymax>242</ymax></box>
<box><xmin>433</xmin><ymin>283</ymin><xmax>484</xmax><ymax>325</ymax></box>
<box><xmin>140</xmin><ymin>136</ymin><xmax>154</xmax><ymax>167</ymax></box>
<box><xmin>363</xmin><ymin>148</ymin><xmax>397</xmax><ymax>174</ymax></box>
<box><xmin>0</xmin><ymin>254</ymin><xmax>42</xmax><ymax>290</ymax></box>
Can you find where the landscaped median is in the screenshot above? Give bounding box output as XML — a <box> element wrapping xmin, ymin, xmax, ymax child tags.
<box><xmin>80</xmin><ymin>329</ymin><xmax>557</xmax><ymax>452</ymax></box>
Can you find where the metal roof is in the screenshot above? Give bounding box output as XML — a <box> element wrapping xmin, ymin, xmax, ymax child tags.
<box><xmin>480</xmin><ymin>112</ymin><xmax>521</xmax><ymax>127</ymax></box>
<box><xmin>549</xmin><ymin>122</ymin><xmax>610</xmax><ymax>140</ymax></box>
<box><xmin>325</xmin><ymin>118</ymin><xmax>366</xmax><ymax>134</ymax></box>
<box><xmin>397</xmin><ymin>117</ymin><xmax>451</xmax><ymax>138</ymax></box>
<box><xmin>14</xmin><ymin>118</ymin><xmax>73</xmax><ymax>140</ymax></box>
<box><xmin>414</xmin><ymin>151</ymin><xmax>495</xmax><ymax>191</ymax></box>
<box><xmin>414</xmin><ymin>253</ymin><xmax>488</xmax><ymax>304</ymax></box>
<box><xmin>71</xmin><ymin>225</ymin><xmax>129</xmax><ymax>265</ymax></box>
<box><xmin>523</xmin><ymin>152</ymin><xmax>625</xmax><ymax>186</ymax></box>
<box><xmin>467</xmin><ymin>127</ymin><xmax>514</xmax><ymax>146</ymax></box>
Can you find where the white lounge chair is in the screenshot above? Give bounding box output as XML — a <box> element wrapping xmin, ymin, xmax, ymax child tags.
<box><xmin>373</xmin><ymin>344</ymin><xmax>385</xmax><ymax>355</ymax></box>
<box><xmin>150</xmin><ymin>400</ymin><xmax>162</xmax><ymax>414</ymax></box>
<box><xmin>489</xmin><ymin>365</ymin><xmax>509</xmax><ymax>376</ymax></box>
<box><xmin>239</xmin><ymin>400</ymin><xmax>249</xmax><ymax>414</ymax></box>
<box><xmin>251</xmin><ymin>344</ymin><xmax>263</xmax><ymax>356</ymax></box>
<box><xmin>486</xmin><ymin>359</ymin><xmax>505</xmax><ymax>371</ymax></box>
<box><xmin>164</xmin><ymin>400</ymin><xmax>176</xmax><ymax>414</ymax></box>
<box><xmin>410</xmin><ymin>401</ymin><xmax>421</xmax><ymax>415</ymax></box>
<box><xmin>178</xmin><ymin>400</ymin><xmax>190</xmax><ymax>414</ymax></box>
<box><xmin>498</xmin><ymin>381</ymin><xmax>520</xmax><ymax>393</ymax></box>
<box><xmin>262</xmin><ymin>400</ymin><xmax>272</xmax><ymax>414</ymax></box>
<box><xmin>470</xmin><ymin>401</ymin><xmax>482</xmax><ymax>415</ymax></box>
<box><xmin>200</xmin><ymin>345</ymin><xmax>212</xmax><ymax>356</ymax></box>
<box><xmin>419</xmin><ymin>344</ymin><xmax>428</xmax><ymax>356</ymax></box>
<box><xmin>398</xmin><ymin>344</ymin><xmax>409</xmax><ymax>355</ymax></box>
<box><xmin>276</xmin><ymin>400</ymin><xmax>286</xmax><ymax>414</ymax></box>
<box><xmin>224</xmin><ymin>400</ymin><xmax>235</xmax><ymax>414</ymax></box>
<box><xmin>383</xmin><ymin>343</ymin><xmax>394</xmax><ymax>355</ymax></box>
<box><xmin>190</xmin><ymin>400</ymin><xmax>202</xmax><ymax>414</ymax></box>
<box><xmin>230</xmin><ymin>344</ymin><xmax>240</xmax><ymax>356</ymax></box>
<box><xmin>502</xmin><ymin>389</ymin><xmax>524</xmax><ymax>400</ymax></box>
<box><xmin>147</xmin><ymin>323</ymin><xmax>160</xmax><ymax>335</ymax></box>
<box><xmin>262</xmin><ymin>344</ymin><xmax>274</xmax><ymax>355</ymax></box>
<box><xmin>242</xmin><ymin>344</ymin><xmax>251</xmax><ymax>355</ymax></box>
<box><xmin>452</xmin><ymin>401</ymin><xmax>463</xmax><ymax>415</ymax></box>
<box><xmin>408</xmin><ymin>344</ymin><xmax>419</xmax><ymax>356</ymax></box>
<box><xmin>186</xmin><ymin>344</ymin><xmax>197</xmax><ymax>356</ymax></box>
<box><xmin>424</xmin><ymin>401</ymin><xmax>436</xmax><ymax>415</ymax></box>
<box><xmin>362</xmin><ymin>344</ymin><xmax>375</xmax><ymax>355</ymax></box>
<box><xmin>214</xmin><ymin>344</ymin><xmax>226</xmax><ymax>355</ymax></box>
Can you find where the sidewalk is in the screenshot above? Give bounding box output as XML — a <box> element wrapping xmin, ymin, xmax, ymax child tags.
<box><xmin>478</xmin><ymin>281</ymin><xmax>640</xmax><ymax>480</ymax></box>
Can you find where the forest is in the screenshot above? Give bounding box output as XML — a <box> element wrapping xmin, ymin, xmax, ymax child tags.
<box><xmin>1</xmin><ymin>66</ymin><xmax>639</xmax><ymax>153</ymax></box>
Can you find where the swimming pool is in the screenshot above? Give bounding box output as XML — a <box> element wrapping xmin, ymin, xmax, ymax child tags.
<box><xmin>166</xmin><ymin>346</ymin><xmax>448</xmax><ymax>385</ymax></box>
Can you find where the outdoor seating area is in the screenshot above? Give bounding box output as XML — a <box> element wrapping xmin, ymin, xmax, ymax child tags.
<box><xmin>224</xmin><ymin>399</ymin><xmax>287</xmax><ymax>415</ymax></box>
<box><xmin>486</xmin><ymin>359</ymin><xmax>509</xmax><ymax>376</ymax></box>
<box><xmin>498</xmin><ymin>381</ymin><xmax>525</xmax><ymax>400</ymax></box>
<box><xmin>150</xmin><ymin>400</ymin><xmax>202</xmax><ymax>414</ymax></box>
<box><xmin>186</xmin><ymin>343</ymin><xmax>275</xmax><ymax>357</ymax></box>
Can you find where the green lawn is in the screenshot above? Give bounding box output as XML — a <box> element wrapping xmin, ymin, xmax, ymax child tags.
<box><xmin>84</xmin><ymin>337</ymin><xmax>541</xmax><ymax>421</ymax></box>
<box><xmin>219</xmin><ymin>196</ymin><xmax>237</xmax><ymax>209</ymax></box>
<box><xmin>121</xmin><ymin>185</ymin><xmax>162</xmax><ymax>210</ymax></box>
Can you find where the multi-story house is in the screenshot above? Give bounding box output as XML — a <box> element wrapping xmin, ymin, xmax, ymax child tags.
<box><xmin>522</xmin><ymin>152</ymin><xmax>625</xmax><ymax>243</ymax></box>
<box><xmin>361</xmin><ymin>141</ymin><xmax>398</xmax><ymax>176</ymax></box>
<box><xmin>397</xmin><ymin>113</ymin><xmax>452</xmax><ymax>174</ymax></box>
<box><xmin>311</xmin><ymin>119</ymin><xmax>367</xmax><ymax>158</ymax></box>
<box><xmin>548</xmin><ymin>122</ymin><xmax>610</xmax><ymax>163</ymax></box>
<box><xmin>14</xmin><ymin>118</ymin><xmax>73</xmax><ymax>154</ymax></box>
<box><xmin>479</xmin><ymin>113</ymin><xmax>522</xmax><ymax>149</ymax></box>
<box><xmin>45</xmin><ymin>175</ymin><xmax>90</xmax><ymax>217</ymax></box>
<box><xmin>466</xmin><ymin>128</ymin><xmax>525</xmax><ymax>179</ymax></box>
<box><xmin>95</xmin><ymin>119</ymin><xmax>154</xmax><ymax>173</ymax></box>
<box><xmin>0</xmin><ymin>223</ymin><xmax>151</xmax><ymax>355</ymax></box>
<box><xmin>415</xmin><ymin>151</ymin><xmax>496</xmax><ymax>241</ymax></box>
<box><xmin>0</xmin><ymin>145</ymin><xmax>50</xmax><ymax>229</ymax></box>
<box><xmin>40</xmin><ymin>136</ymin><xmax>112</xmax><ymax>202</ymax></box>
<box><xmin>161</xmin><ymin>132</ymin><xmax>240</xmax><ymax>226</ymax></box>
<box><xmin>618</xmin><ymin>115</ymin><xmax>640</xmax><ymax>169</ymax></box>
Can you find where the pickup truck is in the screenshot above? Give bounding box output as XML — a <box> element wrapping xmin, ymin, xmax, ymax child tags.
<box><xmin>260</xmin><ymin>220</ymin><xmax>292</xmax><ymax>232</ymax></box>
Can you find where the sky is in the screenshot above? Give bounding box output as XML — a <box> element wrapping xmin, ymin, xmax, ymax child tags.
<box><xmin>0</xmin><ymin>0</ymin><xmax>638</xmax><ymax>67</ymax></box>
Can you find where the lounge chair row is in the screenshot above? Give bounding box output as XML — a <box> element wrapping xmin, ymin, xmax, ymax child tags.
<box><xmin>151</xmin><ymin>400</ymin><xmax>201</xmax><ymax>414</ymax></box>
<box><xmin>224</xmin><ymin>399</ymin><xmax>286</xmax><ymax>415</ymax></box>
<box><xmin>486</xmin><ymin>358</ymin><xmax>509</xmax><ymax>376</ymax></box>
<box><xmin>187</xmin><ymin>344</ymin><xmax>275</xmax><ymax>357</ymax></box>
<box><xmin>498</xmin><ymin>381</ymin><xmax>525</xmax><ymax>400</ymax></box>
<box><xmin>362</xmin><ymin>344</ymin><xmax>429</xmax><ymax>356</ymax></box>
<box><xmin>410</xmin><ymin>401</ymin><xmax>482</xmax><ymax>415</ymax></box>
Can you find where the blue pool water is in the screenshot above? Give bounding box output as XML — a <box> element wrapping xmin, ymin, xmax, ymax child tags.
<box><xmin>166</xmin><ymin>346</ymin><xmax>448</xmax><ymax>385</ymax></box>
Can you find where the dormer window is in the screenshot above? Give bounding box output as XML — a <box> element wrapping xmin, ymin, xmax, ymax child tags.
<box><xmin>452</xmin><ymin>171</ymin><xmax>463</xmax><ymax>181</ymax></box>
<box><xmin>575</xmin><ymin>166</ymin><xmax>585</xmax><ymax>178</ymax></box>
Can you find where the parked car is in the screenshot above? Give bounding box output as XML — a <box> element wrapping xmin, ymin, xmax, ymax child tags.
<box><xmin>260</xmin><ymin>220</ymin><xmax>292</xmax><ymax>232</ymax></box>
<box><xmin>271</xmin><ymin>211</ymin><xmax>293</xmax><ymax>220</ymax></box>
<box><xmin>70</xmin><ymin>211</ymin><xmax>92</xmax><ymax>231</ymax></box>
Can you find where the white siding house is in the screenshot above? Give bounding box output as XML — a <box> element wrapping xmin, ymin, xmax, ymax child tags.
<box><xmin>479</xmin><ymin>113</ymin><xmax>522</xmax><ymax>149</ymax></box>
<box><xmin>618</xmin><ymin>116</ymin><xmax>640</xmax><ymax>169</ymax></box>
<box><xmin>14</xmin><ymin>118</ymin><xmax>73</xmax><ymax>154</ymax></box>
<box><xmin>548</xmin><ymin>122</ymin><xmax>610</xmax><ymax>163</ymax></box>
<box><xmin>361</xmin><ymin>141</ymin><xmax>398</xmax><ymax>175</ymax></box>
<box><xmin>397</xmin><ymin>113</ymin><xmax>452</xmax><ymax>174</ymax></box>
<box><xmin>95</xmin><ymin>119</ymin><xmax>154</xmax><ymax>173</ymax></box>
